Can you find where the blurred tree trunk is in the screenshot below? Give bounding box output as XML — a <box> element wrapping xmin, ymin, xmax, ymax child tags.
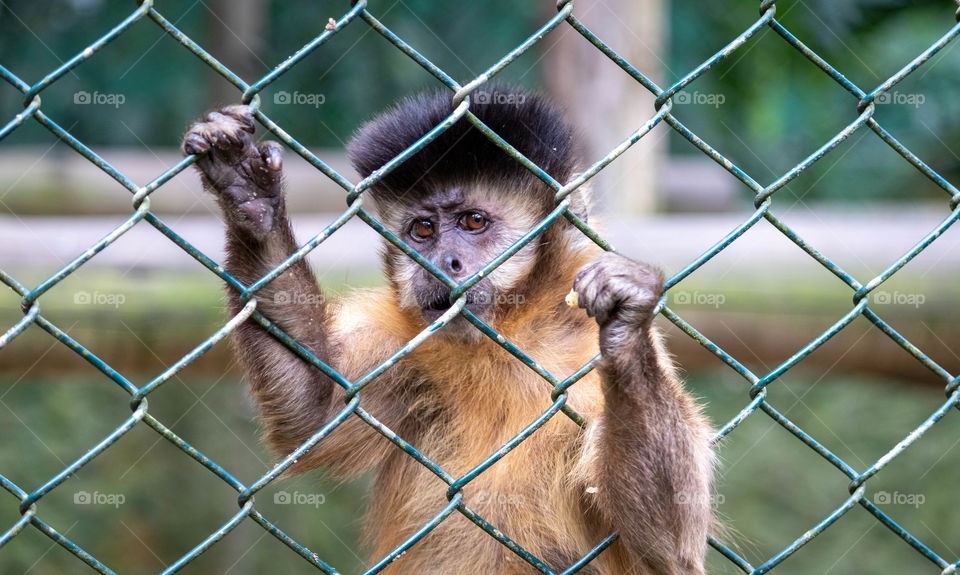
<box><xmin>209</xmin><ymin>0</ymin><xmax>265</xmax><ymax>105</ymax></box>
<box><xmin>544</xmin><ymin>0</ymin><xmax>667</xmax><ymax>214</ymax></box>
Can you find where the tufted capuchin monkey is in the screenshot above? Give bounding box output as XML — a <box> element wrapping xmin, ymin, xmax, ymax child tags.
<box><xmin>182</xmin><ymin>86</ymin><xmax>714</xmax><ymax>575</ymax></box>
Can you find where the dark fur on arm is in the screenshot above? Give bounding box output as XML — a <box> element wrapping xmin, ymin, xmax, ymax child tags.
<box><xmin>184</xmin><ymin>106</ymin><xmax>338</xmax><ymax>455</ymax></box>
<box><xmin>575</xmin><ymin>253</ymin><xmax>713</xmax><ymax>575</ymax></box>
<box><xmin>224</xmin><ymin>224</ymin><xmax>338</xmax><ymax>456</ymax></box>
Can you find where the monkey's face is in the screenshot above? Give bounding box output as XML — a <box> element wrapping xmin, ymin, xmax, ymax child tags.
<box><xmin>381</xmin><ymin>186</ymin><xmax>540</xmax><ymax>341</ymax></box>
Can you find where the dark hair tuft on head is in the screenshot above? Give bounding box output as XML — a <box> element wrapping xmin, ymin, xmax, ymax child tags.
<box><xmin>347</xmin><ymin>85</ymin><xmax>578</xmax><ymax>204</ymax></box>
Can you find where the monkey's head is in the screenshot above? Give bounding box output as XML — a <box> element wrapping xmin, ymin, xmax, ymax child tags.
<box><xmin>348</xmin><ymin>86</ymin><xmax>586</xmax><ymax>340</ymax></box>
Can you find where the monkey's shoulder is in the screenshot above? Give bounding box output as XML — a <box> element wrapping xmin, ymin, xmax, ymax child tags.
<box><xmin>327</xmin><ymin>287</ymin><xmax>419</xmax><ymax>374</ymax></box>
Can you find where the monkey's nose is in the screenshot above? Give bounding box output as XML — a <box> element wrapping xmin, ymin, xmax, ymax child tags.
<box><xmin>444</xmin><ymin>254</ymin><xmax>463</xmax><ymax>275</ymax></box>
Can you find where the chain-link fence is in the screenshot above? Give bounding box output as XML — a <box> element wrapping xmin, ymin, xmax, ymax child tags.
<box><xmin>2</xmin><ymin>1</ymin><xmax>960</xmax><ymax>573</ymax></box>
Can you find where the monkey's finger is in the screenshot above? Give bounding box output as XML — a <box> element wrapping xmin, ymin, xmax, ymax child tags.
<box><xmin>204</xmin><ymin>112</ymin><xmax>252</xmax><ymax>148</ymax></box>
<box><xmin>182</xmin><ymin>131</ymin><xmax>211</xmax><ymax>156</ymax></box>
<box><xmin>573</xmin><ymin>260</ymin><xmax>603</xmax><ymax>294</ymax></box>
<box><xmin>572</xmin><ymin>264</ymin><xmax>602</xmax><ymax>308</ymax></box>
<box><xmin>219</xmin><ymin>105</ymin><xmax>256</xmax><ymax>133</ymax></box>
<box><xmin>258</xmin><ymin>141</ymin><xmax>283</xmax><ymax>172</ymax></box>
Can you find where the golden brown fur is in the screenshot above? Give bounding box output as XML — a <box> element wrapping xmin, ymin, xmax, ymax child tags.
<box><xmin>323</xmin><ymin>245</ymin><xmax>634</xmax><ymax>573</ymax></box>
<box><xmin>183</xmin><ymin>95</ymin><xmax>714</xmax><ymax>574</ymax></box>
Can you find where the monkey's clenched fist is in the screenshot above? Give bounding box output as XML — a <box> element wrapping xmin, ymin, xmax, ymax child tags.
<box><xmin>573</xmin><ymin>253</ymin><xmax>664</xmax><ymax>331</ymax></box>
<box><xmin>183</xmin><ymin>105</ymin><xmax>284</xmax><ymax>240</ymax></box>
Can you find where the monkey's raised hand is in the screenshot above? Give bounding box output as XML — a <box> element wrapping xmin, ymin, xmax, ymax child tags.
<box><xmin>183</xmin><ymin>105</ymin><xmax>284</xmax><ymax>240</ymax></box>
<box><xmin>574</xmin><ymin>255</ymin><xmax>711</xmax><ymax>575</ymax></box>
<box><xmin>573</xmin><ymin>252</ymin><xmax>664</xmax><ymax>333</ymax></box>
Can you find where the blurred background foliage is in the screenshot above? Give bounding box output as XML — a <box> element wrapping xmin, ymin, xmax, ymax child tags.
<box><xmin>1</xmin><ymin>0</ymin><xmax>958</xmax><ymax>202</ymax></box>
<box><xmin>668</xmin><ymin>0</ymin><xmax>960</xmax><ymax>204</ymax></box>
<box><xmin>2</xmin><ymin>370</ymin><xmax>958</xmax><ymax>574</ymax></box>
<box><xmin>0</xmin><ymin>0</ymin><xmax>542</xmax><ymax>151</ymax></box>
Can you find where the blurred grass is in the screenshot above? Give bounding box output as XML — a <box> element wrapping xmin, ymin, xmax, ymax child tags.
<box><xmin>0</xmin><ymin>373</ymin><xmax>370</xmax><ymax>574</ymax></box>
<box><xmin>2</xmin><ymin>267</ymin><xmax>956</xmax><ymax>380</ymax></box>
<box><xmin>0</xmin><ymin>269</ymin><xmax>381</xmax><ymax>375</ymax></box>
<box><xmin>694</xmin><ymin>370</ymin><xmax>960</xmax><ymax>574</ymax></box>
<box><xmin>1</xmin><ymin>269</ymin><xmax>958</xmax><ymax>573</ymax></box>
<box><xmin>1</xmin><ymin>369</ymin><xmax>957</xmax><ymax>574</ymax></box>
<box><xmin>1</xmin><ymin>266</ymin><xmax>951</xmax><ymax>328</ymax></box>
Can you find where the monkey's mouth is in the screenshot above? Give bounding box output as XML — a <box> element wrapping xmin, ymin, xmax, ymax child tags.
<box><xmin>421</xmin><ymin>291</ymin><xmax>487</xmax><ymax>316</ymax></box>
<box><xmin>426</xmin><ymin>293</ymin><xmax>454</xmax><ymax>311</ymax></box>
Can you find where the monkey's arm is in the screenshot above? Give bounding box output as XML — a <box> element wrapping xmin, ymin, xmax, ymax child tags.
<box><xmin>574</xmin><ymin>253</ymin><xmax>713</xmax><ymax>575</ymax></box>
<box><xmin>183</xmin><ymin>106</ymin><xmax>393</xmax><ymax>473</ymax></box>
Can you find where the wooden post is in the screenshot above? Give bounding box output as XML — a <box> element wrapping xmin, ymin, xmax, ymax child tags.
<box><xmin>209</xmin><ymin>0</ymin><xmax>265</xmax><ymax>105</ymax></box>
<box><xmin>544</xmin><ymin>0</ymin><xmax>667</xmax><ymax>215</ymax></box>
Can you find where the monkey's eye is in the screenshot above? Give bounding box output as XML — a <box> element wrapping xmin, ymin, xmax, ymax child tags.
<box><xmin>458</xmin><ymin>212</ymin><xmax>488</xmax><ymax>232</ymax></box>
<box><xmin>411</xmin><ymin>219</ymin><xmax>435</xmax><ymax>239</ymax></box>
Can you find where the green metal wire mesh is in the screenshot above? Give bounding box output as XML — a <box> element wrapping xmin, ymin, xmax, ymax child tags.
<box><xmin>2</xmin><ymin>1</ymin><xmax>960</xmax><ymax>573</ymax></box>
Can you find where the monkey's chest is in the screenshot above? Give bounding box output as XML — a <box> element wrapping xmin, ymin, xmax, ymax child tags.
<box><xmin>366</xmin><ymin>413</ymin><xmax>600</xmax><ymax>572</ymax></box>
